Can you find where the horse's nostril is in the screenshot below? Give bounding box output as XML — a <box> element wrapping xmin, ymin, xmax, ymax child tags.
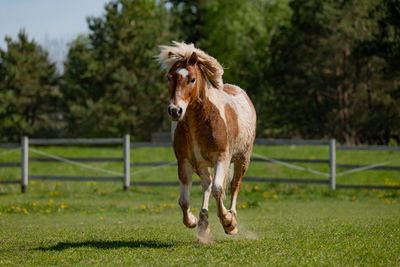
<box><xmin>168</xmin><ymin>106</ymin><xmax>172</xmax><ymax>116</ymax></box>
<box><xmin>178</xmin><ymin>107</ymin><xmax>183</xmax><ymax>115</ymax></box>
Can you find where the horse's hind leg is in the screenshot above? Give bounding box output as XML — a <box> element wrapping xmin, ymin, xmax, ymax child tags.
<box><xmin>197</xmin><ymin>167</ymin><xmax>214</xmax><ymax>243</ymax></box>
<box><xmin>178</xmin><ymin>160</ymin><xmax>197</xmax><ymax>228</ymax></box>
<box><xmin>230</xmin><ymin>156</ymin><xmax>250</xmax><ymax>218</ymax></box>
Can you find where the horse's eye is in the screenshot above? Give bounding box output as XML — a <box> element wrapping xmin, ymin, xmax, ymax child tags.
<box><xmin>190</xmin><ymin>78</ymin><xmax>196</xmax><ymax>83</ymax></box>
<box><xmin>167</xmin><ymin>76</ymin><xmax>171</xmax><ymax>82</ymax></box>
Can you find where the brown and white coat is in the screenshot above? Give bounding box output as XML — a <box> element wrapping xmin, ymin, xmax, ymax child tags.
<box><xmin>157</xmin><ymin>41</ymin><xmax>256</xmax><ymax>242</ymax></box>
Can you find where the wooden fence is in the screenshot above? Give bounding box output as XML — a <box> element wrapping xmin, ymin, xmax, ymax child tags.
<box><xmin>0</xmin><ymin>136</ymin><xmax>400</xmax><ymax>192</ymax></box>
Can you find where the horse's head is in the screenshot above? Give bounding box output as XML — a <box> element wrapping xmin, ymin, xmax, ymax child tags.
<box><xmin>167</xmin><ymin>52</ymin><xmax>199</xmax><ymax>121</ymax></box>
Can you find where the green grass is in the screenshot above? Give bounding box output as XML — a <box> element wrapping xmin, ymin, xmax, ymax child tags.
<box><xmin>0</xmin><ymin>145</ymin><xmax>400</xmax><ymax>265</ymax></box>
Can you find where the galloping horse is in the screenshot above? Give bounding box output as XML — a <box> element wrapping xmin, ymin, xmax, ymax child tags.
<box><xmin>157</xmin><ymin>41</ymin><xmax>256</xmax><ymax>242</ymax></box>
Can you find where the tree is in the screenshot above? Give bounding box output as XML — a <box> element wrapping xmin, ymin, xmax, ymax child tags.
<box><xmin>0</xmin><ymin>30</ymin><xmax>60</xmax><ymax>142</ymax></box>
<box><xmin>267</xmin><ymin>0</ymin><xmax>400</xmax><ymax>144</ymax></box>
<box><xmin>194</xmin><ymin>0</ymin><xmax>291</xmax><ymax>136</ymax></box>
<box><xmin>62</xmin><ymin>0</ymin><xmax>178</xmax><ymax>139</ymax></box>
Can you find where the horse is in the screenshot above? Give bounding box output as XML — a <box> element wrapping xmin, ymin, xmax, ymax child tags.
<box><xmin>157</xmin><ymin>41</ymin><xmax>256</xmax><ymax>243</ymax></box>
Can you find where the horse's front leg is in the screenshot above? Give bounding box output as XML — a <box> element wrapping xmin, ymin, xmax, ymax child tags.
<box><xmin>197</xmin><ymin>167</ymin><xmax>213</xmax><ymax>243</ymax></box>
<box><xmin>212</xmin><ymin>159</ymin><xmax>238</xmax><ymax>235</ymax></box>
<box><xmin>178</xmin><ymin>159</ymin><xmax>197</xmax><ymax>228</ymax></box>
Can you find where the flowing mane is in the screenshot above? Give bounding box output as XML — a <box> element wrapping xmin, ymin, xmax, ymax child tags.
<box><xmin>157</xmin><ymin>41</ymin><xmax>224</xmax><ymax>90</ymax></box>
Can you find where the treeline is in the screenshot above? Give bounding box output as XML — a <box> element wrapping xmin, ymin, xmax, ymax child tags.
<box><xmin>1</xmin><ymin>0</ymin><xmax>399</xmax><ymax>144</ymax></box>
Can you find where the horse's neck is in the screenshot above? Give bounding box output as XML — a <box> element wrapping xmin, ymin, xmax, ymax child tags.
<box><xmin>188</xmin><ymin>87</ymin><xmax>220</xmax><ymax>124</ymax></box>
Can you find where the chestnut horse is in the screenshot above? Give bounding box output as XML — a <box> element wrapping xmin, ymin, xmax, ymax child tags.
<box><xmin>157</xmin><ymin>41</ymin><xmax>256</xmax><ymax>242</ymax></box>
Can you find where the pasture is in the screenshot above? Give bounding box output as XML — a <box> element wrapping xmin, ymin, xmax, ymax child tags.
<box><xmin>1</xmin><ymin>145</ymin><xmax>400</xmax><ymax>265</ymax></box>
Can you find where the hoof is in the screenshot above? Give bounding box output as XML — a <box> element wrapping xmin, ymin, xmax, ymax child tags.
<box><xmin>224</xmin><ymin>226</ymin><xmax>238</xmax><ymax>235</ymax></box>
<box><xmin>222</xmin><ymin>210</ymin><xmax>238</xmax><ymax>235</ymax></box>
<box><xmin>197</xmin><ymin>209</ymin><xmax>213</xmax><ymax>243</ymax></box>
<box><xmin>183</xmin><ymin>213</ymin><xmax>198</xmax><ymax>228</ymax></box>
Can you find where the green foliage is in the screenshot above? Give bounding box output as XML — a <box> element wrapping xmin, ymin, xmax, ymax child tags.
<box><xmin>0</xmin><ymin>30</ymin><xmax>61</xmax><ymax>142</ymax></box>
<box><xmin>267</xmin><ymin>0</ymin><xmax>400</xmax><ymax>144</ymax></box>
<box><xmin>1</xmin><ymin>0</ymin><xmax>400</xmax><ymax>144</ymax></box>
<box><xmin>62</xmin><ymin>0</ymin><xmax>178</xmax><ymax>139</ymax></box>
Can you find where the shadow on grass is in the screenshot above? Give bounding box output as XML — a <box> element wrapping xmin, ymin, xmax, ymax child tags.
<box><xmin>38</xmin><ymin>239</ymin><xmax>175</xmax><ymax>251</ymax></box>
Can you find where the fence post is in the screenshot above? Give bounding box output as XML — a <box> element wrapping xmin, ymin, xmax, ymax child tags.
<box><xmin>329</xmin><ymin>139</ymin><xmax>336</xmax><ymax>190</ymax></box>
<box><xmin>123</xmin><ymin>134</ymin><xmax>130</xmax><ymax>191</ymax></box>
<box><xmin>21</xmin><ymin>136</ymin><xmax>29</xmax><ymax>193</ymax></box>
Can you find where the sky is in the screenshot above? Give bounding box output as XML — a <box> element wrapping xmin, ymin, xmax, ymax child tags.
<box><xmin>0</xmin><ymin>0</ymin><xmax>111</xmax><ymax>72</ymax></box>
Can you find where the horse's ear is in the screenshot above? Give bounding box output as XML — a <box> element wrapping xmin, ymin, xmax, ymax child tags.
<box><xmin>188</xmin><ymin>52</ymin><xmax>198</xmax><ymax>66</ymax></box>
<box><xmin>168</xmin><ymin>51</ymin><xmax>174</xmax><ymax>57</ymax></box>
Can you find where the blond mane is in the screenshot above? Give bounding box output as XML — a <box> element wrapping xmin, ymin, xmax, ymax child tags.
<box><xmin>157</xmin><ymin>41</ymin><xmax>224</xmax><ymax>90</ymax></box>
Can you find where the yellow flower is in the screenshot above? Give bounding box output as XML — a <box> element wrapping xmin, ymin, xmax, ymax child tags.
<box><xmin>0</xmin><ymin>212</ymin><xmax>2</xmax><ymax>215</ymax></box>
<box><xmin>22</xmin><ymin>208</ymin><xmax>28</xmax><ymax>215</ymax></box>
<box><xmin>46</xmin><ymin>209</ymin><xmax>51</xmax><ymax>213</ymax></box>
<box><xmin>253</xmin><ymin>185</ymin><xmax>259</xmax><ymax>191</ymax></box>
<box><xmin>60</xmin><ymin>203</ymin><xmax>67</xmax><ymax>209</ymax></box>
<box><xmin>141</xmin><ymin>204</ymin><xmax>147</xmax><ymax>210</ymax></box>
<box><xmin>32</xmin><ymin>202</ymin><xmax>38</xmax><ymax>207</ymax></box>
<box><xmin>99</xmin><ymin>216</ymin><xmax>104</xmax><ymax>220</ymax></box>
<box><xmin>273</xmin><ymin>194</ymin><xmax>278</xmax><ymax>199</ymax></box>
<box><xmin>30</xmin><ymin>181</ymin><xmax>36</xmax><ymax>185</ymax></box>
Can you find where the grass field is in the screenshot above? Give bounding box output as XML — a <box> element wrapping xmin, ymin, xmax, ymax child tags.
<box><xmin>1</xmin><ymin>145</ymin><xmax>400</xmax><ymax>265</ymax></box>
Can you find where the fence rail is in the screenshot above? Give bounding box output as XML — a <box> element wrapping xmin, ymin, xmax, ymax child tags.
<box><xmin>1</xmin><ymin>136</ymin><xmax>400</xmax><ymax>192</ymax></box>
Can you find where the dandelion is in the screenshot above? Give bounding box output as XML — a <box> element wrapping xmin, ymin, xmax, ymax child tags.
<box><xmin>60</xmin><ymin>203</ymin><xmax>67</xmax><ymax>209</ymax></box>
<box><xmin>100</xmin><ymin>217</ymin><xmax>104</xmax><ymax>220</ymax></box>
<box><xmin>22</xmin><ymin>208</ymin><xmax>28</xmax><ymax>215</ymax></box>
<box><xmin>141</xmin><ymin>204</ymin><xmax>147</xmax><ymax>210</ymax></box>
<box><xmin>48</xmin><ymin>199</ymin><xmax>54</xmax><ymax>206</ymax></box>
<box><xmin>16</xmin><ymin>206</ymin><xmax>20</xmax><ymax>211</ymax></box>
<box><xmin>46</xmin><ymin>209</ymin><xmax>51</xmax><ymax>213</ymax></box>
<box><xmin>32</xmin><ymin>202</ymin><xmax>37</xmax><ymax>208</ymax></box>
<box><xmin>273</xmin><ymin>194</ymin><xmax>278</xmax><ymax>199</ymax></box>
<box><xmin>30</xmin><ymin>181</ymin><xmax>36</xmax><ymax>185</ymax></box>
<box><xmin>0</xmin><ymin>212</ymin><xmax>2</xmax><ymax>215</ymax></box>
<box><xmin>253</xmin><ymin>185</ymin><xmax>259</xmax><ymax>191</ymax></box>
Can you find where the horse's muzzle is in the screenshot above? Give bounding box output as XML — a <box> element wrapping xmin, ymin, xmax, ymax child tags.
<box><xmin>168</xmin><ymin>105</ymin><xmax>183</xmax><ymax>121</ymax></box>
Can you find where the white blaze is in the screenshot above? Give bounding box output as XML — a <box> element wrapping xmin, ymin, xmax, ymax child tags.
<box><xmin>176</xmin><ymin>68</ymin><xmax>189</xmax><ymax>78</ymax></box>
